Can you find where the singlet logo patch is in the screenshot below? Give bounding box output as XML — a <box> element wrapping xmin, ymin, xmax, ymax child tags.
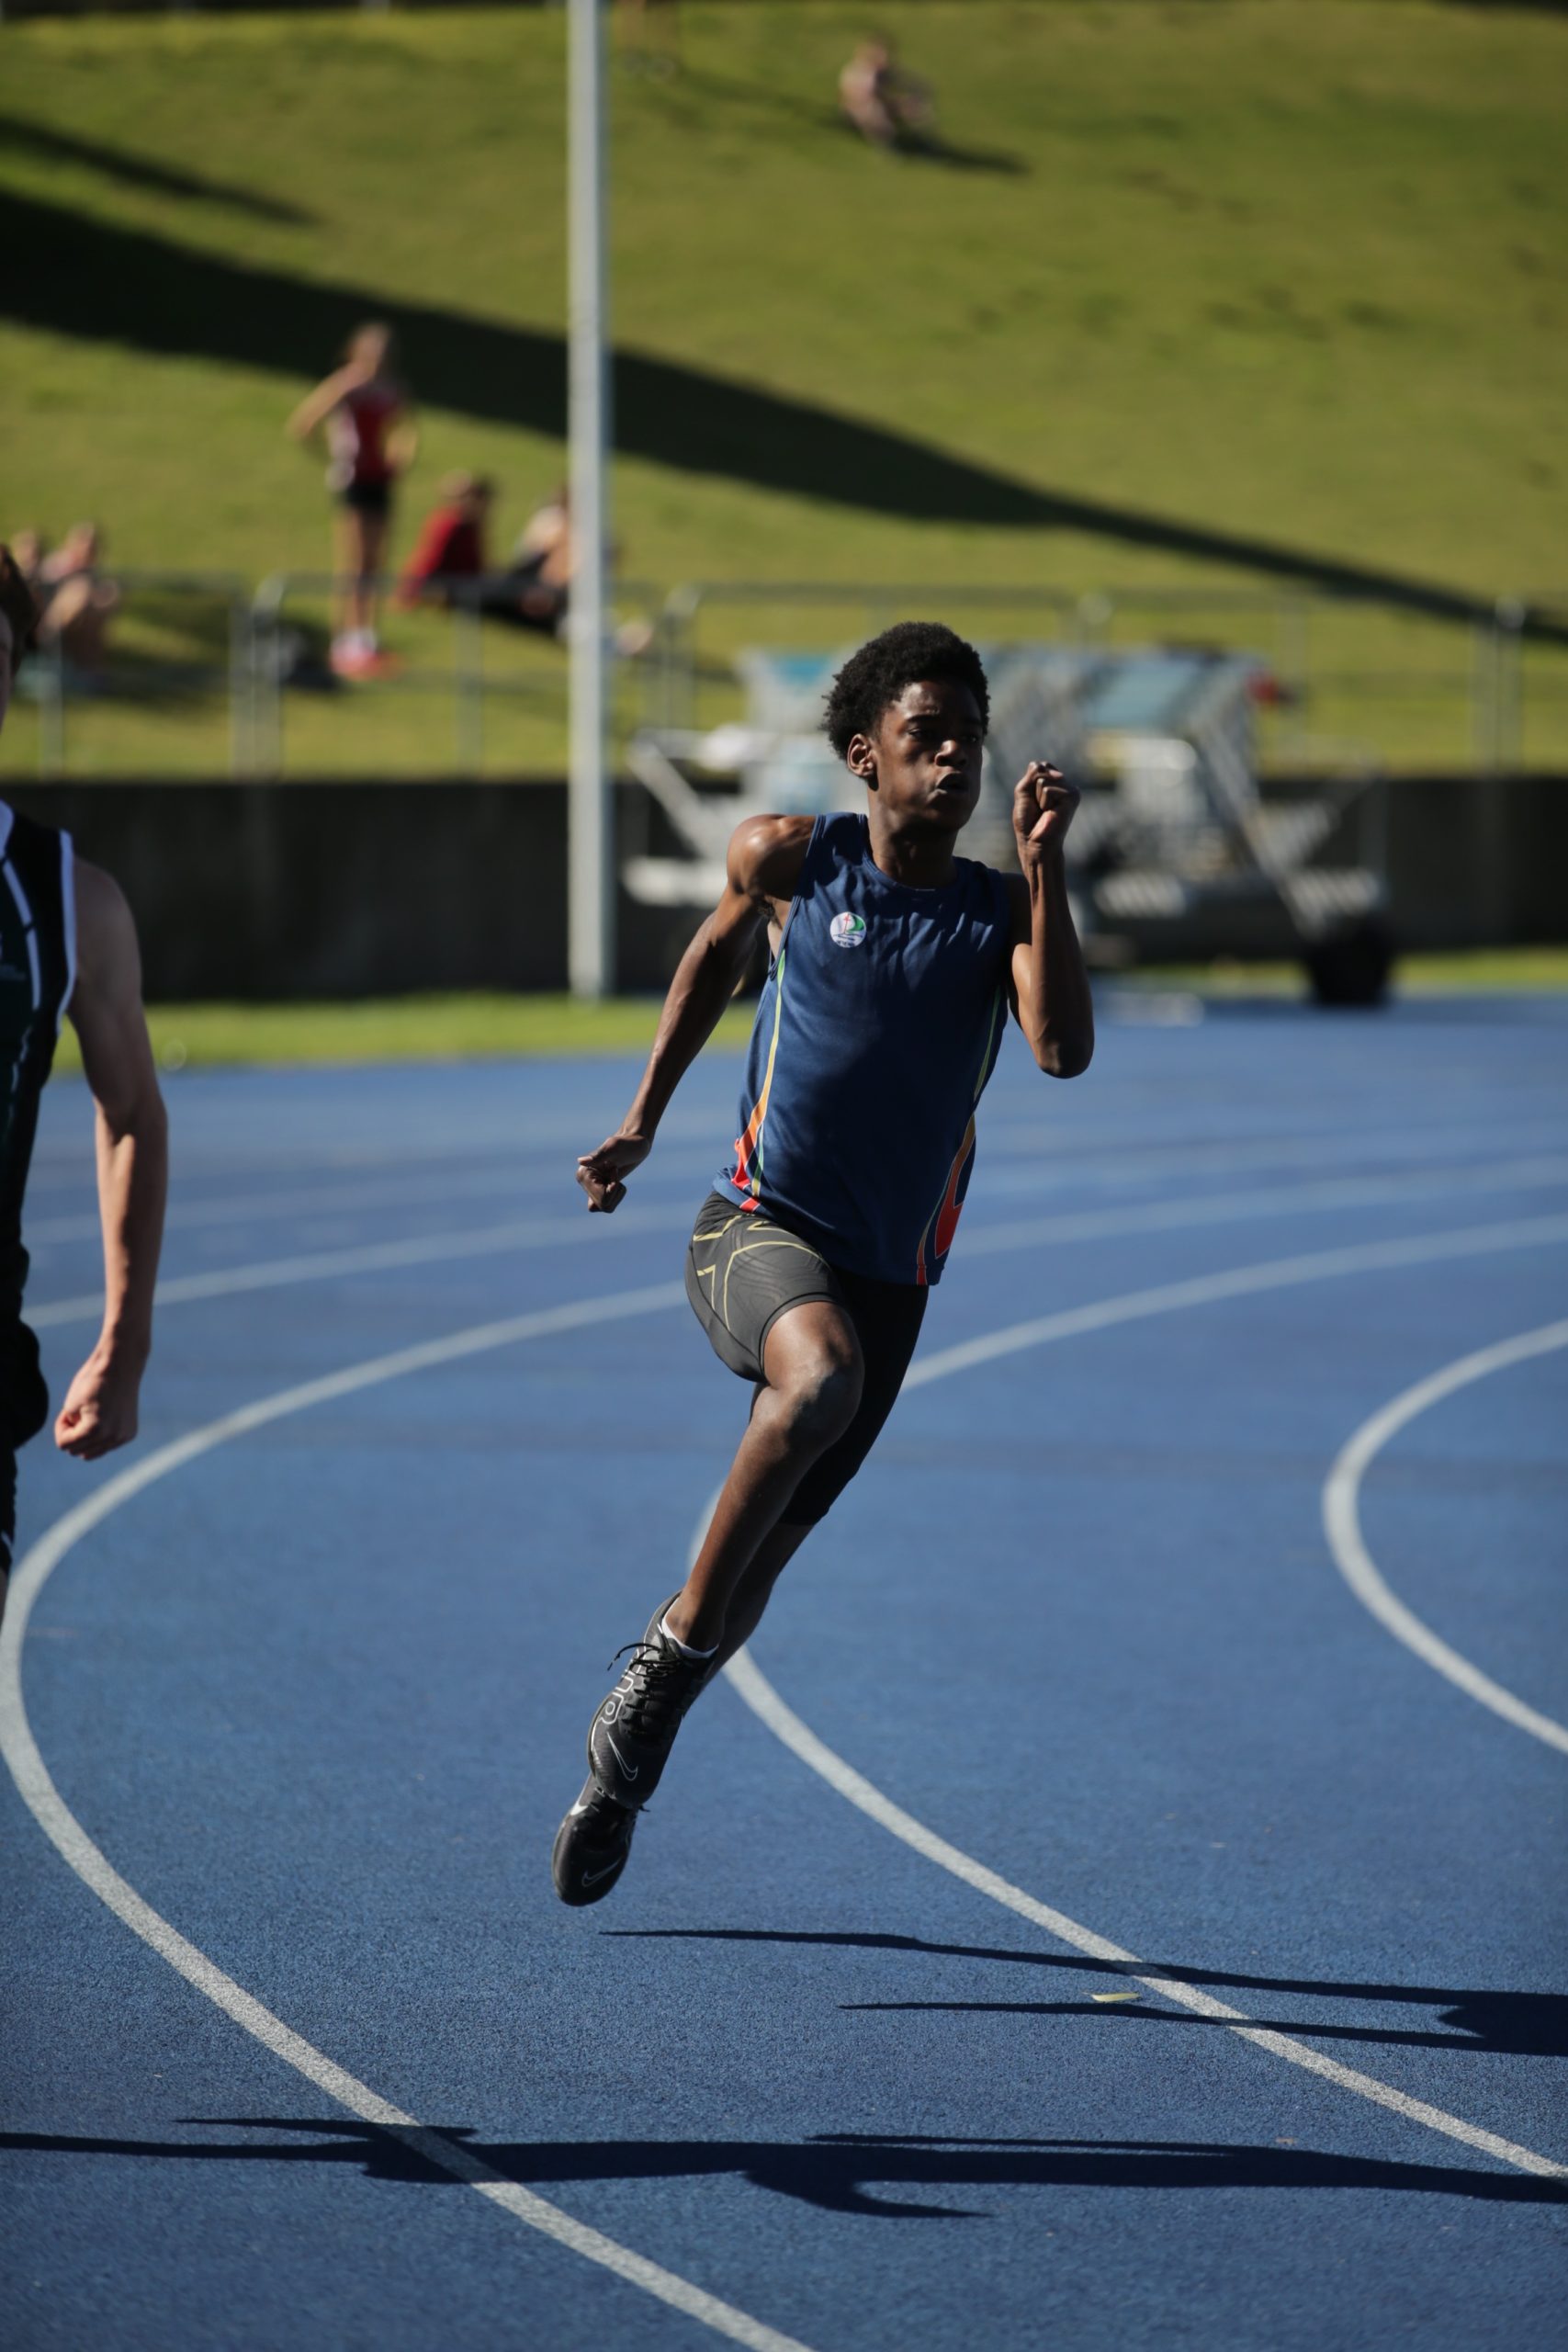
<box><xmin>829</xmin><ymin>911</ymin><xmax>868</xmax><ymax>949</ymax></box>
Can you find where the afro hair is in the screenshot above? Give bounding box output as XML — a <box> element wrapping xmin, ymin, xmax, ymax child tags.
<box><xmin>822</xmin><ymin>621</ymin><xmax>989</xmax><ymax>760</ymax></box>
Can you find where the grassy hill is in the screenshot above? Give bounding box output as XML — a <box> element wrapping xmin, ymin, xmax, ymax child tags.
<box><xmin>3</xmin><ymin>0</ymin><xmax>1565</xmax><ymax>775</ymax></box>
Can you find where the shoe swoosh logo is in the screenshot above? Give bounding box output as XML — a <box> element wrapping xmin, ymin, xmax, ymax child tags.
<box><xmin>581</xmin><ymin>1858</ymin><xmax>623</xmax><ymax>1888</ymax></box>
<box><xmin>606</xmin><ymin>1736</ymin><xmax>638</xmax><ymax>1783</ymax></box>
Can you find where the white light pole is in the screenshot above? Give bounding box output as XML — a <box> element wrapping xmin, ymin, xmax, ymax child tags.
<box><xmin>568</xmin><ymin>0</ymin><xmax>614</xmax><ymax>999</ymax></box>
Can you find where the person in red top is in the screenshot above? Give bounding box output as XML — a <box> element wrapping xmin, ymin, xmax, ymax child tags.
<box><xmin>396</xmin><ymin>473</ymin><xmax>494</xmax><ymax>612</ymax></box>
<box><xmin>288</xmin><ymin>322</ymin><xmax>418</xmax><ymax>677</ymax></box>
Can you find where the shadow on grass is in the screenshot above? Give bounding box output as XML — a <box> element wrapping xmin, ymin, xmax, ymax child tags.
<box><xmin>3</xmin><ymin>2120</ymin><xmax>1562</xmax><ymax>2215</ymax></box>
<box><xmin>0</xmin><ymin>112</ymin><xmax>311</xmax><ymax>224</ymax></box>
<box><xmin>6</xmin><ymin>187</ymin><xmax>1564</xmax><ymax>643</ymax></box>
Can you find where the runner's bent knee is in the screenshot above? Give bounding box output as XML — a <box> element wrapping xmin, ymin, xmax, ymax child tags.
<box><xmin>762</xmin><ymin>1304</ymin><xmax>863</xmax><ymax>1446</ymax></box>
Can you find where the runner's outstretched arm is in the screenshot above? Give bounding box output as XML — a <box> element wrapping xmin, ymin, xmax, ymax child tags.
<box><xmin>576</xmin><ymin>813</ymin><xmax>810</xmax><ymax>1212</ymax></box>
<box><xmin>53</xmin><ymin>861</ymin><xmax>167</xmax><ymax>1460</ymax></box>
<box><xmin>1005</xmin><ymin>761</ymin><xmax>1095</xmax><ymax>1079</ymax></box>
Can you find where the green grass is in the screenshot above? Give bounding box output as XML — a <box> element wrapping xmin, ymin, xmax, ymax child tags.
<box><xmin>5</xmin><ymin>3</ymin><xmax>1567</xmax><ymax>775</ymax></box>
<box><xmin>52</xmin><ymin>992</ymin><xmax>756</xmax><ymax>1074</ymax></box>
<box><xmin>1128</xmin><ymin>947</ymin><xmax>1568</xmax><ymax>998</ymax></box>
<box><xmin>43</xmin><ymin>950</ymin><xmax>1568</xmax><ymax>1076</ymax></box>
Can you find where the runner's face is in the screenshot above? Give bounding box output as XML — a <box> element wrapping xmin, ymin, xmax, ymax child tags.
<box><xmin>860</xmin><ymin>678</ymin><xmax>986</xmax><ymax>831</ymax></box>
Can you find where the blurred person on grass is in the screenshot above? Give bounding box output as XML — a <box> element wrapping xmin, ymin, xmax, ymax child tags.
<box><xmin>396</xmin><ymin>471</ymin><xmax>496</xmax><ymax>613</ymax></box>
<box><xmin>0</xmin><ymin>549</ymin><xmax>166</xmax><ymax>1624</ymax></box>
<box><xmin>840</xmin><ymin>37</ymin><xmax>936</xmax><ymax>152</ymax></box>
<box><xmin>36</xmin><ymin>522</ymin><xmax>119</xmax><ymax>684</ymax></box>
<box><xmin>619</xmin><ymin>0</ymin><xmax>680</xmax><ymax>77</ymax></box>
<box><xmin>501</xmin><ymin>487</ymin><xmax>655</xmax><ymax>654</ymax></box>
<box><xmin>288</xmin><ymin>322</ymin><xmax>419</xmax><ymax>680</ymax></box>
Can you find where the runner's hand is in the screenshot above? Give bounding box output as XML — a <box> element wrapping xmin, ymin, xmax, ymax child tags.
<box><xmin>1012</xmin><ymin>761</ymin><xmax>1078</xmax><ymax>865</ymax></box>
<box><xmin>576</xmin><ymin>1130</ymin><xmax>652</xmax><ymax>1213</ymax></box>
<box><xmin>54</xmin><ymin>1346</ymin><xmax>142</xmax><ymax>1461</ymax></box>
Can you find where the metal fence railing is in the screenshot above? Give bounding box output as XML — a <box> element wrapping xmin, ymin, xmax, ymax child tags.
<box><xmin>7</xmin><ymin>569</ymin><xmax>1565</xmax><ymax>783</ymax></box>
<box><xmin>13</xmin><ymin>569</ymin><xmax>251</xmax><ymax>781</ymax></box>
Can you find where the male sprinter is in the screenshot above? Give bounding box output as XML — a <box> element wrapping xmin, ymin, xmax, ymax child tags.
<box><xmin>0</xmin><ymin>548</ymin><xmax>167</xmax><ymax>1617</ymax></box>
<box><xmin>552</xmin><ymin>621</ymin><xmax>1092</xmax><ymax>1904</ymax></box>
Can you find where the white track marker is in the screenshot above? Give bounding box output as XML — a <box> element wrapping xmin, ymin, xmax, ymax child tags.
<box><xmin>1324</xmin><ymin>1319</ymin><xmax>1568</xmax><ymax>1755</ymax></box>
<box><xmin>0</xmin><ymin>1280</ymin><xmax>811</xmax><ymax>2352</ymax></box>
<box><xmin>7</xmin><ymin>1204</ymin><xmax>1568</xmax><ymax>2333</ymax></box>
<box><xmin>722</xmin><ymin>1652</ymin><xmax>1567</xmax><ymax>2182</ymax></box>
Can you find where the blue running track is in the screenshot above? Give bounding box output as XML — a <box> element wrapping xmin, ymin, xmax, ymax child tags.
<box><xmin>4</xmin><ymin>993</ymin><xmax>1565</xmax><ymax>2350</ymax></box>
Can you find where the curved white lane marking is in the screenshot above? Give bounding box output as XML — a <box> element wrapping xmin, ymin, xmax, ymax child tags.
<box><xmin>26</xmin><ymin>1164</ymin><xmax>543</xmax><ymax>1249</ymax></box>
<box><xmin>905</xmin><ymin>1211</ymin><xmax>1568</xmax><ymax>1392</ymax></box>
<box><xmin>721</xmin><ymin>1216</ymin><xmax>1568</xmax><ymax>2183</ymax></box>
<box><xmin>1324</xmin><ymin>1320</ymin><xmax>1568</xmax><ymax>1755</ymax></box>
<box><xmin>29</xmin><ymin>1161</ymin><xmax>1568</xmax><ymax>1333</ymax></box>
<box><xmin>6</xmin><ymin>1201</ymin><xmax>1568</xmax><ymax>2329</ymax></box>
<box><xmin>28</xmin><ymin>1126</ymin><xmax>730</xmax><ymax>1250</ymax></box>
<box><xmin>979</xmin><ymin>1114</ymin><xmax>1568</xmax><ymax>1187</ymax></box>
<box><xmin>962</xmin><ymin>1153</ymin><xmax>1568</xmax><ymax>1259</ymax></box>
<box><xmin>0</xmin><ymin>1279</ymin><xmax>809</xmax><ymax>2352</ymax></box>
<box><xmin>27</xmin><ymin>1208</ymin><xmax>689</xmax><ymax>1329</ymax></box>
<box><xmin>723</xmin><ymin>1652</ymin><xmax>1566</xmax><ymax>2183</ymax></box>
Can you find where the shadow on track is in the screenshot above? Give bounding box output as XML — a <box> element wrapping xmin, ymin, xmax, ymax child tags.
<box><xmin>605</xmin><ymin>1931</ymin><xmax>1568</xmax><ymax>2058</ymax></box>
<box><xmin>5</xmin><ymin>2121</ymin><xmax>1563</xmax><ymax>2218</ymax></box>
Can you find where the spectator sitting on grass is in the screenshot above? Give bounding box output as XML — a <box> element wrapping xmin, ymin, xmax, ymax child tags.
<box><xmin>839</xmin><ymin>37</ymin><xmax>935</xmax><ymax>152</ymax></box>
<box><xmin>504</xmin><ymin>485</ymin><xmax>575</xmax><ymax>638</ymax></box>
<box><xmin>396</xmin><ymin>475</ymin><xmax>569</xmax><ymax>637</ymax></box>
<box><xmin>36</xmin><ymin>522</ymin><xmax>119</xmax><ymax>682</ymax></box>
<box><xmin>396</xmin><ymin>472</ymin><xmax>495</xmax><ymax>611</ymax></box>
<box><xmin>501</xmin><ymin>488</ymin><xmax>654</xmax><ymax>656</ymax></box>
<box><xmin>401</xmin><ymin>484</ymin><xmax>654</xmax><ymax>655</ymax></box>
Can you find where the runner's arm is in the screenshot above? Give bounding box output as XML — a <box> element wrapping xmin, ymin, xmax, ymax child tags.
<box><xmin>54</xmin><ymin>861</ymin><xmax>168</xmax><ymax>1459</ymax></box>
<box><xmin>1004</xmin><ymin>762</ymin><xmax>1094</xmax><ymax>1079</ymax></box>
<box><xmin>576</xmin><ymin>814</ymin><xmax>811</xmax><ymax>1212</ymax></box>
<box><xmin>286</xmin><ymin>367</ymin><xmax>356</xmax><ymax>445</ymax></box>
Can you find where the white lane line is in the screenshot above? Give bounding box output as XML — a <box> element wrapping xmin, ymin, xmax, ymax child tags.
<box><xmin>963</xmin><ymin>1153</ymin><xmax>1568</xmax><ymax>1258</ymax></box>
<box><xmin>904</xmin><ymin>1211</ymin><xmax>1568</xmax><ymax>1390</ymax></box>
<box><xmin>7</xmin><ymin>1201</ymin><xmax>1568</xmax><ymax>2328</ymax></box>
<box><xmin>26</xmin><ymin>1208</ymin><xmax>691</xmax><ymax>1329</ymax></box>
<box><xmin>1323</xmin><ymin>1320</ymin><xmax>1568</xmax><ymax>1756</ymax></box>
<box><xmin>980</xmin><ymin>1114</ymin><xmax>1568</xmax><ymax>1186</ymax></box>
<box><xmin>0</xmin><ymin>1280</ymin><xmax>812</xmax><ymax>2352</ymax></box>
<box><xmin>718</xmin><ymin>1214</ymin><xmax>1568</xmax><ymax>2181</ymax></box>
<box><xmin>29</xmin><ymin>1160</ymin><xmax>1568</xmax><ymax>1334</ymax></box>
<box><xmin>723</xmin><ymin>1652</ymin><xmax>1567</xmax><ymax>2183</ymax></box>
<box><xmin>26</xmin><ymin>1166</ymin><xmax>569</xmax><ymax>1249</ymax></box>
<box><xmin>27</xmin><ymin>1126</ymin><xmax>730</xmax><ymax>1248</ymax></box>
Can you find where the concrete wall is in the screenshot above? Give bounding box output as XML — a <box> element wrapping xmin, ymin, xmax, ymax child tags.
<box><xmin>5</xmin><ymin>772</ymin><xmax>1564</xmax><ymax>999</ymax></box>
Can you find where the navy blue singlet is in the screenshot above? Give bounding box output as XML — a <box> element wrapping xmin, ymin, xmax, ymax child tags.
<box><xmin>0</xmin><ymin>803</ymin><xmax>74</xmax><ymax>1329</ymax></box>
<box><xmin>713</xmin><ymin>811</ymin><xmax>1012</xmax><ymax>1287</ymax></box>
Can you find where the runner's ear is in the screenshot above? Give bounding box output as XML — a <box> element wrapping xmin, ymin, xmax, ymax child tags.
<box><xmin>847</xmin><ymin>732</ymin><xmax>878</xmax><ymax>786</ymax></box>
